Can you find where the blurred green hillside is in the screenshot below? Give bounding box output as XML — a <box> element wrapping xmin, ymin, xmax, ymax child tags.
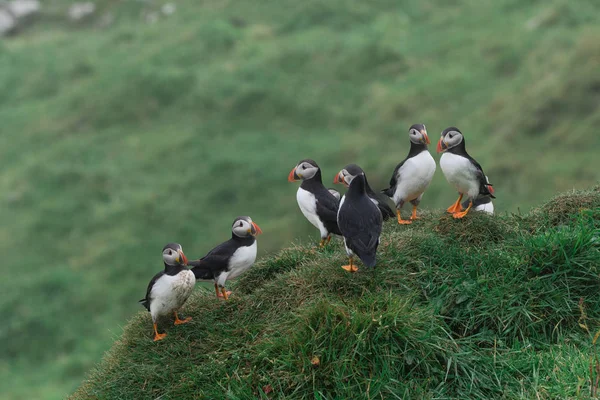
<box><xmin>1</xmin><ymin>0</ymin><xmax>599</xmax><ymax>398</ymax></box>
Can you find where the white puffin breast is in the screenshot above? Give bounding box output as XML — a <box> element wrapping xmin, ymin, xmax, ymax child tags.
<box><xmin>394</xmin><ymin>150</ymin><xmax>436</xmax><ymax>203</ymax></box>
<box><xmin>150</xmin><ymin>270</ymin><xmax>195</xmax><ymax>319</ymax></box>
<box><xmin>297</xmin><ymin>187</ymin><xmax>327</xmax><ymax>237</ymax></box>
<box><xmin>440</xmin><ymin>152</ymin><xmax>480</xmax><ymax>198</ymax></box>
<box><xmin>226</xmin><ymin>240</ymin><xmax>257</xmax><ymax>280</ymax></box>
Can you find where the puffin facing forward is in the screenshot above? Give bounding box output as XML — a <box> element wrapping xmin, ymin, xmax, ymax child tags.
<box><xmin>437</xmin><ymin>127</ymin><xmax>495</xmax><ymax>218</ymax></box>
<box><xmin>189</xmin><ymin>216</ymin><xmax>261</xmax><ymax>300</ymax></box>
<box><xmin>139</xmin><ymin>243</ymin><xmax>195</xmax><ymax>341</ymax></box>
<box><xmin>336</xmin><ymin>172</ymin><xmax>383</xmax><ymax>273</ymax></box>
<box><xmin>382</xmin><ymin>124</ymin><xmax>436</xmax><ymax>224</ymax></box>
<box><xmin>334</xmin><ymin>164</ymin><xmax>395</xmax><ymax>221</ymax></box>
<box><xmin>289</xmin><ymin>159</ymin><xmax>342</xmax><ymax>247</ymax></box>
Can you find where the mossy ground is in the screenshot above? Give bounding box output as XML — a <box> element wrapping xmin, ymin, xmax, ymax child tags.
<box><xmin>73</xmin><ymin>188</ymin><xmax>600</xmax><ymax>399</ymax></box>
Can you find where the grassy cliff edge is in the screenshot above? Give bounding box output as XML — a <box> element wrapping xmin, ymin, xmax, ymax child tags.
<box><xmin>73</xmin><ymin>187</ymin><xmax>600</xmax><ymax>399</ymax></box>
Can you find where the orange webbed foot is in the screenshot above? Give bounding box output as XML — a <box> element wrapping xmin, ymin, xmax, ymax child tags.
<box><xmin>446</xmin><ymin>194</ymin><xmax>464</xmax><ymax>214</ymax></box>
<box><xmin>153</xmin><ymin>332</ymin><xmax>167</xmax><ymax>341</ymax></box>
<box><xmin>396</xmin><ymin>211</ymin><xmax>412</xmax><ymax>225</ymax></box>
<box><xmin>174</xmin><ymin>312</ymin><xmax>192</xmax><ymax>325</ymax></box>
<box><xmin>452</xmin><ymin>202</ymin><xmax>472</xmax><ymax>219</ymax></box>
<box><xmin>446</xmin><ymin>204</ymin><xmax>463</xmax><ymax>214</ymax></box>
<box><xmin>174</xmin><ymin>317</ymin><xmax>192</xmax><ymax>325</ymax></box>
<box><xmin>220</xmin><ymin>287</ymin><xmax>230</xmax><ymax>300</ymax></box>
<box><xmin>152</xmin><ymin>323</ymin><xmax>167</xmax><ymax>341</ymax></box>
<box><xmin>410</xmin><ymin>206</ymin><xmax>419</xmax><ymax>220</ymax></box>
<box><xmin>341</xmin><ymin>265</ymin><xmax>359</xmax><ymax>272</ymax></box>
<box><xmin>453</xmin><ymin>210</ymin><xmax>469</xmax><ymax>219</ymax></box>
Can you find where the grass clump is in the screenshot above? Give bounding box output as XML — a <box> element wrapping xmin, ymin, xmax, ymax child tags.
<box><xmin>73</xmin><ymin>188</ymin><xmax>600</xmax><ymax>399</ymax></box>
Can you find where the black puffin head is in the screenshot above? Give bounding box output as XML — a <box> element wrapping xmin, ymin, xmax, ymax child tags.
<box><xmin>334</xmin><ymin>164</ymin><xmax>365</xmax><ymax>188</ymax></box>
<box><xmin>231</xmin><ymin>216</ymin><xmax>262</xmax><ymax>238</ymax></box>
<box><xmin>162</xmin><ymin>243</ymin><xmax>188</xmax><ymax>266</ymax></box>
<box><xmin>347</xmin><ymin>171</ymin><xmax>367</xmax><ymax>194</ymax></box>
<box><xmin>437</xmin><ymin>127</ymin><xmax>464</xmax><ymax>153</ymax></box>
<box><xmin>408</xmin><ymin>123</ymin><xmax>430</xmax><ymax>145</ymax></box>
<box><xmin>288</xmin><ymin>159</ymin><xmax>321</xmax><ymax>182</ymax></box>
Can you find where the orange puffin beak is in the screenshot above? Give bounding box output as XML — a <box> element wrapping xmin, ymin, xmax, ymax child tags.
<box><xmin>178</xmin><ymin>250</ymin><xmax>188</xmax><ymax>266</ymax></box>
<box><xmin>251</xmin><ymin>221</ymin><xmax>262</xmax><ymax>235</ymax></box>
<box><xmin>436</xmin><ymin>138</ymin><xmax>447</xmax><ymax>153</ymax></box>
<box><xmin>421</xmin><ymin>130</ymin><xmax>431</xmax><ymax>145</ymax></box>
<box><xmin>333</xmin><ymin>171</ymin><xmax>344</xmax><ymax>185</ymax></box>
<box><xmin>288</xmin><ymin>167</ymin><xmax>299</xmax><ymax>182</ymax></box>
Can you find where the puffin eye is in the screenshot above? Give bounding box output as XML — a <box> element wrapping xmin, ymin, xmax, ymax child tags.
<box><xmin>302</xmin><ymin>165</ymin><xmax>306</xmax><ymax>170</ymax></box>
<box><xmin>239</xmin><ymin>222</ymin><xmax>243</xmax><ymax>227</ymax></box>
<box><xmin>168</xmin><ymin>250</ymin><xmax>172</xmax><ymax>255</ymax></box>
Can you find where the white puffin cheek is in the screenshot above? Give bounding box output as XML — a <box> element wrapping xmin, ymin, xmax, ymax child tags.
<box><xmin>305</xmin><ymin>167</ymin><xmax>317</xmax><ymax>179</ymax></box>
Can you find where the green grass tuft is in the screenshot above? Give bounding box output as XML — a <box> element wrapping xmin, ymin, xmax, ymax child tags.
<box><xmin>72</xmin><ymin>188</ymin><xmax>600</xmax><ymax>399</ymax></box>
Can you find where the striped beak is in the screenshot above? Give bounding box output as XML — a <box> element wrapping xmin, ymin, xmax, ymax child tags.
<box><xmin>288</xmin><ymin>167</ymin><xmax>300</xmax><ymax>182</ymax></box>
<box><xmin>436</xmin><ymin>137</ymin><xmax>447</xmax><ymax>153</ymax></box>
<box><xmin>421</xmin><ymin>130</ymin><xmax>431</xmax><ymax>145</ymax></box>
<box><xmin>250</xmin><ymin>221</ymin><xmax>262</xmax><ymax>236</ymax></box>
<box><xmin>334</xmin><ymin>171</ymin><xmax>344</xmax><ymax>185</ymax></box>
<box><xmin>177</xmin><ymin>249</ymin><xmax>188</xmax><ymax>266</ymax></box>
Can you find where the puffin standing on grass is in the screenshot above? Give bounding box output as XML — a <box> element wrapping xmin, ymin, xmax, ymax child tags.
<box><xmin>336</xmin><ymin>171</ymin><xmax>383</xmax><ymax>273</ymax></box>
<box><xmin>334</xmin><ymin>164</ymin><xmax>395</xmax><ymax>221</ymax></box>
<box><xmin>139</xmin><ymin>243</ymin><xmax>195</xmax><ymax>341</ymax></box>
<box><xmin>437</xmin><ymin>127</ymin><xmax>495</xmax><ymax>218</ymax></box>
<box><xmin>189</xmin><ymin>216</ymin><xmax>261</xmax><ymax>300</ymax></box>
<box><xmin>382</xmin><ymin>124</ymin><xmax>436</xmax><ymax>224</ymax></box>
<box><xmin>288</xmin><ymin>159</ymin><xmax>341</xmax><ymax>247</ymax></box>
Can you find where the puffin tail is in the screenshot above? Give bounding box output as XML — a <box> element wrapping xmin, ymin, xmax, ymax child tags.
<box><xmin>378</xmin><ymin>201</ymin><xmax>395</xmax><ymax>221</ymax></box>
<box><xmin>381</xmin><ymin>187</ymin><xmax>393</xmax><ymax>198</ymax></box>
<box><xmin>360</xmin><ymin>253</ymin><xmax>377</xmax><ymax>268</ymax></box>
<box><xmin>139</xmin><ymin>298</ymin><xmax>150</xmax><ymax>311</ymax></box>
<box><xmin>189</xmin><ymin>261</ymin><xmax>214</xmax><ymax>280</ymax></box>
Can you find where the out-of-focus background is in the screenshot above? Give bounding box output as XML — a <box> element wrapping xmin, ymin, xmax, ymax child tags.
<box><xmin>0</xmin><ymin>0</ymin><xmax>598</xmax><ymax>398</ymax></box>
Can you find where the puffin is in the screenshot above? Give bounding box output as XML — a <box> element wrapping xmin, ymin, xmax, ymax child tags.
<box><xmin>288</xmin><ymin>159</ymin><xmax>342</xmax><ymax>247</ymax></box>
<box><xmin>462</xmin><ymin>175</ymin><xmax>494</xmax><ymax>215</ymax></box>
<box><xmin>381</xmin><ymin>124</ymin><xmax>436</xmax><ymax>224</ymax></box>
<box><xmin>189</xmin><ymin>216</ymin><xmax>261</xmax><ymax>300</ymax></box>
<box><xmin>328</xmin><ymin>188</ymin><xmax>341</xmax><ymax>201</ymax></box>
<box><xmin>334</xmin><ymin>164</ymin><xmax>395</xmax><ymax>221</ymax></box>
<box><xmin>139</xmin><ymin>243</ymin><xmax>195</xmax><ymax>341</ymax></box>
<box><xmin>437</xmin><ymin>127</ymin><xmax>495</xmax><ymax>218</ymax></box>
<box><xmin>336</xmin><ymin>171</ymin><xmax>383</xmax><ymax>272</ymax></box>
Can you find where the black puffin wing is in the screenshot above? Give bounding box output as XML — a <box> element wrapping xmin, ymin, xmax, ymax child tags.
<box><xmin>377</xmin><ymin>200</ymin><xmax>395</xmax><ymax>220</ymax></box>
<box><xmin>315</xmin><ymin>189</ymin><xmax>341</xmax><ymax>233</ymax></box>
<box><xmin>369</xmin><ymin>190</ymin><xmax>395</xmax><ymax>220</ymax></box>
<box><xmin>383</xmin><ymin>158</ymin><xmax>408</xmax><ymax>196</ymax></box>
<box><xmin>139</xmin><ymin>270</ymin><xmax>165</xmax><ymax>310</ymax></box>
<box><xmin>338</xmin><ymin>200</ymin><xmax>382</xmax><ymax>253</ymax></box>
<box><xmin>467</xmin><ymin>156</ymin><xmax>495</xmax><ymax>198</ymax></box>
<box><xmin>189</xmin><ymin>241</ymin><xmax>235</xmax><ymax>278</ymax></box>
<box><xmin>364</xmin><ymin>180</ymin><xmax>395</xmax><ymax>220</ymax></box>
